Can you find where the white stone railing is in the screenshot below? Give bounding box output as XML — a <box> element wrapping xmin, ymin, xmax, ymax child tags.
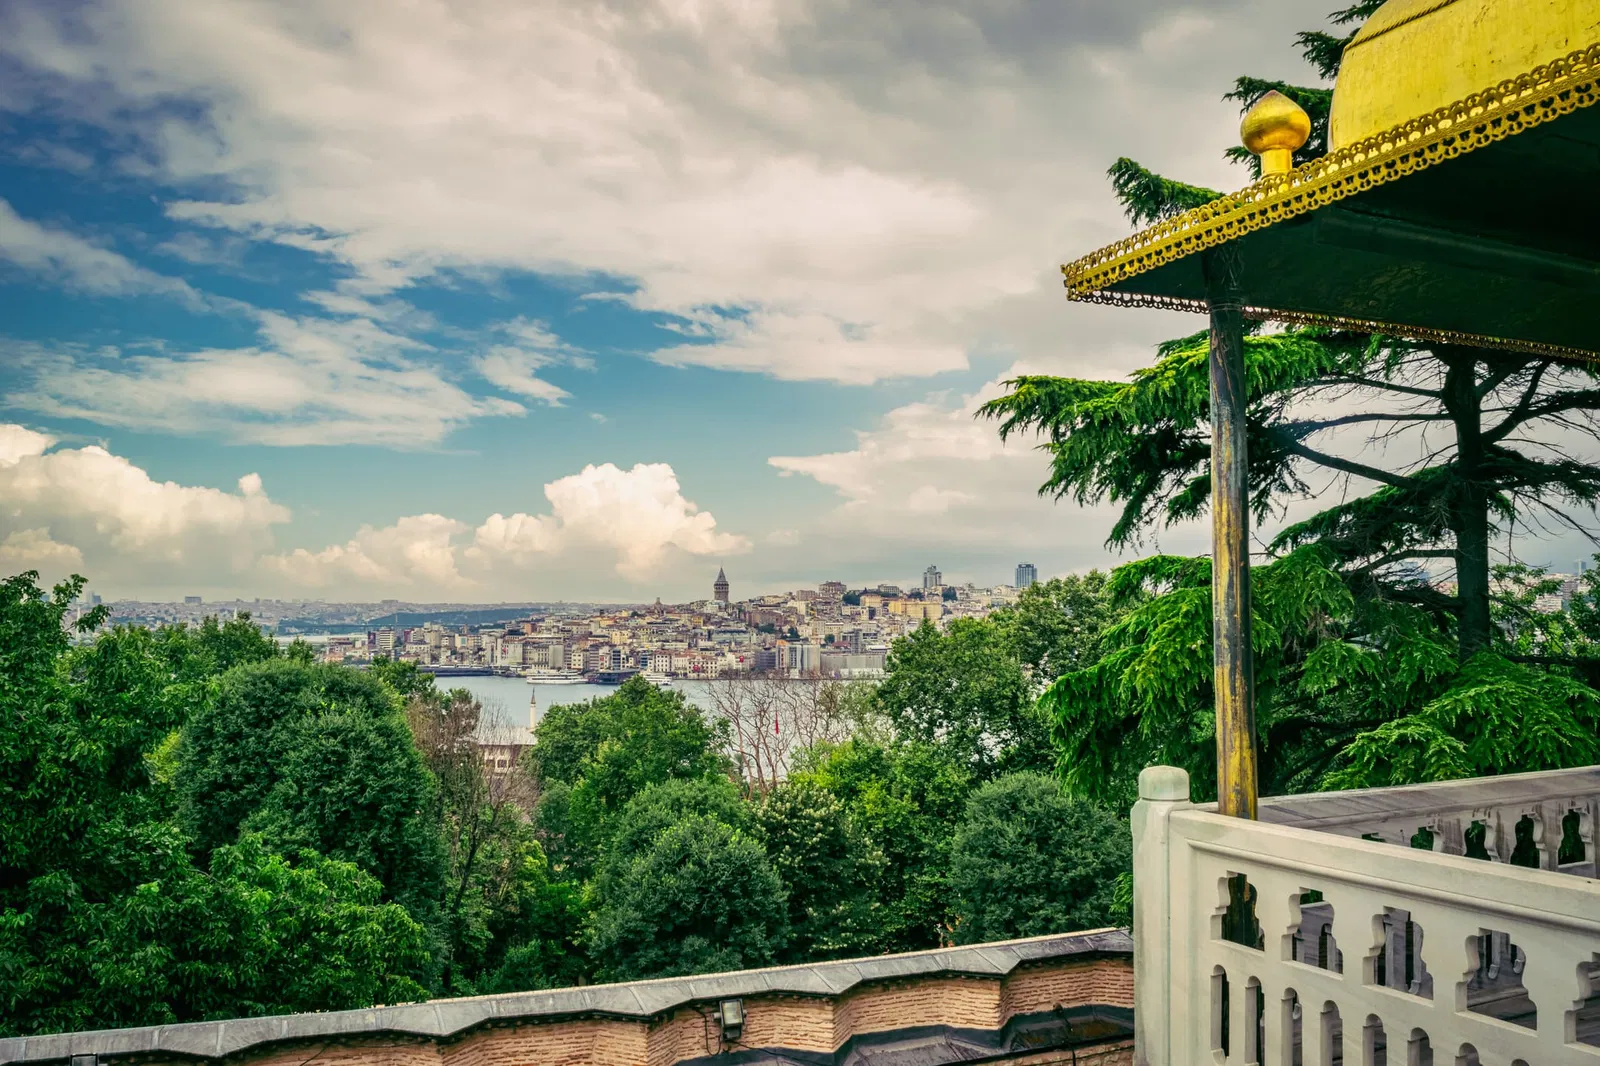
<box><xmin>1257</xmin><ymin>766</ymin><xmax>1600</xmax><ymax>878</ymax></box>
<box><xmin>1133</xmin><ymin>766</ymin><xmax>1600</xmax><ymax>1066</ymax></box>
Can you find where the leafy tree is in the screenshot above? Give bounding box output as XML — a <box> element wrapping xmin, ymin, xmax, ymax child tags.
<box><xmin>369</xmin><ymin>655</ymin><xmax>439</xmax><ymax>701</ymax></box>
<box><xmin>756</xmin><ymin>778</ymin><xmax>883</xmax><ymax>961</ymax></box>
<box><xmin>990</xmin><ymin>572</ymin><xmax>1120</xmax><ymax>681</ymax></box>
<box><xmin>587</xmin><ymin>816</ymin><xmax>787</xmax><ymax>981</ymax></box>
<box><xmin>948</xmin><ymin>773</ymin><xmax>1130</xmax><ymax>944</ymax></box>
<box><xmin>789</xmin><ymin>739</ymin><xmax>971</xmax><ymax>952</ymax></box>
<box><xmin>877</xmin><ymin>619</ymin><xmax>1043</xmax><ymax>776</ymax></box>
<box><xmin>157</xmin><ymin>612</ymin><xmax>282</xmax><ymax>683</ymax></box>
<box><xmin>529</xmin><ymin>678</ymin><xmax>730</xmax><ymax>878</ymax></box>
<box><xmin>403</xmin><ymin>688</ymin><xmax>546</xmax><ymax>992</ymax></box>
<box><xmin>599</xmin><ymin>776</ymin><xmax>752</xmax><ymax>884</ymax></box>
<box><xmin>0</xmin><ymin>572</ymin><xmax>433</xmax><ymax>1036</ymax></box>
<box><xmin>1047</xmin><ymin>549</ymin><xmax>1600</xmax><ymax>806</ymax></box>
<box><xmin>178</xmin><ymin>660</ymin><xmax>447</xmax><ymax>926</ymax></box>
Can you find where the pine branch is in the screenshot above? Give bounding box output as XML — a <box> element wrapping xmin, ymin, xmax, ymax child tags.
<box><xmin>1279</xmin><ymin>412</ymin><xmax>1447</xmax><ymax>438</ymax></box>
<box><xmin>1106</xmin><ymin>158</ymin><xmax>1220</xmax><ymax>226</ymax></box>
<box><xmin>1279</xmin><ymin>439</ymin><xmax>1420</xmax><ymax>489</ymax></box>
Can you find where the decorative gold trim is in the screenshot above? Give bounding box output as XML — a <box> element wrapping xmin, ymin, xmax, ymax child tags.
<box><xmin>1061</xmin><ymin>41</ymin><xmax>1600</xmax><ymax>298</ymax></box>
<box><xmin>1071</xmin><ymin>288</ymin><xmax>1600</xmax><ymax>365</ymax></box>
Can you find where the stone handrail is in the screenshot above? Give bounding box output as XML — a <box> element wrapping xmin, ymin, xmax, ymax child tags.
<box><xmin>1133</xmin><ymin>766</ymin><xmax>1600</xmax><ymax>1066</ymax></box>
<box><xmin>1255</xmin><ymin>765</ymin><xmax>1600</xmax><ymax>876</ymax></box>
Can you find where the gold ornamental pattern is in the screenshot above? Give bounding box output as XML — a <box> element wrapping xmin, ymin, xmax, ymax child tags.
<box><xmin>1060</xmin><ymin>40</ymin><xmax>1600</xmax><ymax>301</ymax></box>
<box><xmin>1072</xmin><ymin>289</ymin><xmax>1600</xmax><ymax>366</ymax></box>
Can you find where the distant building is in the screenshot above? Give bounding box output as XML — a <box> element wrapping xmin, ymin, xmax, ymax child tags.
<box><xmin>923</xmin><ymin>565</ymin><xmax>942</xmax><ymax>590</ymax></box>
<box><xmin>184</xmin><ymin>595</ymin><xmax>202</xmax><ymax>605</ymax></box>
<box><xmin>713</xmin><ymin>567</ymin><xmax>730</xmax><ymax>604</ymax></box>
<box><xmin>1015</xmin><ymin>563</ymin><xmax>1038</xmax><ymax>588</ymax></box>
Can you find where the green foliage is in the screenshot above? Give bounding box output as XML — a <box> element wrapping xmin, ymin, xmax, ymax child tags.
<box><xmin>530</xmin><ymin>677</ymin><xmax>731</xmax><ymax>879</ymax></box>
<box><xmin>948</xmin><ymin>773</ymin><xmax>1130</xmax><ymax>944</ymax></box>
<box><xmin>790</xmin><ymin>739</ymin><xmax>972</xmax><ymax>952</ymax></box>
<box><xmin>756</xmin><ymin>779</ymin><xmax>883</xmax><ymax>960</ymax></box>
<box><xmin>600</xmin><ymin>776</ymin><xmax>752</xmax><ymax>885</ymax></box>
<box><xmin>0</xmin><ymin>572</ymin><xmax>433</xmax><ymax>1036</ymax></box>
<box><xmin>178</xmin><ymin>661</ymin><xmax>447</xmax><ymax>925</ymax></box>
<box><xmin>877</xmin><ymin>618</ymin><xmax>1043</xmax><ymax>777</ymax></box>
<box><xmin>1044</xmin><ymin>548</ymin><xmax>1600</xmax><ymax>805</ymax></box>
<box><xmin>1106</xmin><ymin>158</ymin><xmax>1220</xmax><ymax>226</ymax></box>
<box><xmin>587</xmin><ymin>816</ymin><xmax>787</xmax><ymax>981</ymax></box>
<box><xmin>990</xmin><ymin>571</ymin><xmax>1120</xmax><ymax>681</ymax></box>
<box><xmin>369</xmin><ymin>655</ymin><xmax>440</xmax><ymax>701</ymax></box>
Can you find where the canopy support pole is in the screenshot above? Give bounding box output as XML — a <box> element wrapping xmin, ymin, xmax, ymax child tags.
<box><xmin>1204</xmin><ymin>242</ymin><xmax>1258</xmax><ymax>819</ymax></box>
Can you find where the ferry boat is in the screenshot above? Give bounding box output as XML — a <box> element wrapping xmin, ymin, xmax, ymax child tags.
<box><xmin>640</xmin><ymin>670</ymin><xmax>674</xmax><ymax>687</ymax></box>
<box><xmin>524</xmin><ymin>669</ymin><xmax>586</xmax><ymax>685</ymax></box>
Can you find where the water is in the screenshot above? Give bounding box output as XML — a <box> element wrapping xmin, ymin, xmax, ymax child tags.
<box><xmin>440</xmin><ymin>674</ymin><xmax>718</xmax><ymax>732</ymax></box>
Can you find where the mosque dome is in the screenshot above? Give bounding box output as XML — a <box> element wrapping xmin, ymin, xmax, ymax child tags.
<box><xmin>1328</xmin><ymin>0</ymin><xmax>1600</xmax><ymax>151</ymax></box>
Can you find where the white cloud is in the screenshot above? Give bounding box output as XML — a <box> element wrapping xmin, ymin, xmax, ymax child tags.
<box><xmin>0</xmin><ymin>423</ymin><xmax>290</xmax><ymax>587</ymax></box>
<box><xmin>469</xmin><ymin>461</ymin><xmax>750</xmax><ymax>580</ymax></box>
<box><xmin>473</xmin><ymin>317</ymin><xmax>575</xmax><ymax>405</ymax></box>
<box><xmin>0</xmin><ymin>198</ymin><xmax>201</xmax><ymax>303</ymax></box>
<box><xmin>254</xmin><ymin>461</ymin><xmax>747</xmax><ymax>595</ymax></box>
<box><xmin>763</xmin><ymin>374</ymin><xmax>1210</xmax><ymax>585</ymax></box>
<box><xmin>6</xmin><ymin>312</ymin><xmax>526</xmax><ymax>447</ymax></box>
<box><xmin>262</xmin><ymin>514</ymin><xmax>471</xmax><ymax>590</ymax></box>
<box><xmin>0</xmin><ymin>0</ymin><xmax>1320</xmax><ymax>385</ymax></box>
<box><xmin>0</xmin><ymin>528</ymin><xmax>86</xmax><ymax>577</ymax></box>
<box><xmin>0</xmin><ymin>423</ymin><xmax>746</xmax><ymax>597</ymax></box>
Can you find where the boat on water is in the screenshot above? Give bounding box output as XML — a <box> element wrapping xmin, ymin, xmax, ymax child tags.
<box><xmin>639</xmin><ymin>671</ymin><xmax>674</xmax><ymax>687</ymax></box>
<box><xmin>523</xmin><ymin>669</ymin><xmax>586</xmax><ymax>685</ymax></box>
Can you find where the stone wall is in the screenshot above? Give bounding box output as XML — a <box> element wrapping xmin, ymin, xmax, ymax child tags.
<box><xmin>2</xmin><ymin>931</ymin><xmax>1134</xmax><ymax>1066</ymax></box>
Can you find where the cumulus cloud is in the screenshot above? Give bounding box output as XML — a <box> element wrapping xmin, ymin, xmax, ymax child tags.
<box><xmin>262</xmin><ymin>514</ymin><xmax>472</xmax><ymax>590</ymax></box>
<box><xmin>0</xmin><ymin>423</ymin><xmax>290</xmax><ymax>587</ymax></box>
<box><xmin>469</xmin><ymin>462</ymin><xmax>750</xmax><ymax>580</ymax></box>
<box><xmin>0</xmin><ymin>198</ymin><xmax>202</xmax><ymax>303</ymax></box>
<box><xmin>0</xmin><ymin>528</ymin><xmax>86</xmax><ymax>577</ymax></box>
<box><xmin>0</xmin><ymin>422</ymin><xmax>746</xmax><ymax>597</ymax></box>
<box><xmin>258</xmin><ymin>461</ymin><xmax>747</xmax><ymax>595</ymax></box>
<box><xmin>6</xmin><ymin>312</ymin><xmax>526</xmax><ymax>447</ymax></box>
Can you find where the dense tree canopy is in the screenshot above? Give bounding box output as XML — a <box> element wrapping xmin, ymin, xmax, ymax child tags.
<box><xmin>587</xmin><ymin>816</ymin><xmax>787</xmax><ymax>981</ymax></box>
<box><xmin>179</xmin><ymin>660</ymin><xmax>448</xmax><ymax>926</ymax></box>
<box><xmin>876</xmin><ymin>618</ymin><xmax>1044</xmax><ymax>778</ymax></box>
<box><xmin>0</xmin><ymin>573</ymin><xmax>434</xmax><ymax>1037</ymax></box>
<box><xmin>948</xmin><ymin>773</ymin><xmax>1129</xmax><ymax>945</ymax></box>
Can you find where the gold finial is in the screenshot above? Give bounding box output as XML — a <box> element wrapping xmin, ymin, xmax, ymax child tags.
<box><xmin>1240</xmin><ymin>90</ymin><xmax>1312</xmax><ymax>176</ymax></box>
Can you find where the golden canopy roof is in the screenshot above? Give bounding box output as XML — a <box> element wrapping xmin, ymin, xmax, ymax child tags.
<box><xmin>1063</xmin><ymin>0</ymin><xmax>1600</xmax><ymax>361</ymax></box>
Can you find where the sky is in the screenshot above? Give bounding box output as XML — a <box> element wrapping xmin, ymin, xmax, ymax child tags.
<box><xmin>1</xmin><ymin>0</ymin><xmax>1588</xmax><ymax>603</ymax></box>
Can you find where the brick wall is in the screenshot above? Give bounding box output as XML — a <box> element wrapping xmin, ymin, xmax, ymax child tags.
<box><xmin>93</xmin><ymin>954</ymin><xmax>1132</xmax><ymax>1066</ymax></box>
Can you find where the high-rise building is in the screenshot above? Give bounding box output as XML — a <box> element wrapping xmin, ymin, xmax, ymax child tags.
<box><xmin>1015</xmin><ymin>563</ymin><xmax>1038</xmax><ymax>588</ymax></box>
<box><xmin>713</xmin><ymin>567</ymin><xmax>730</xmax><ymax>603</ymax></box>
<box><xmin>923</xmin><ymin>565</ymin><xmax>942</xmax><ymax>590</ymax></box>
<box><xmin>184</xmin><ymin>595</ymin><xmax>203</xmax><ymax>605</ymax></box>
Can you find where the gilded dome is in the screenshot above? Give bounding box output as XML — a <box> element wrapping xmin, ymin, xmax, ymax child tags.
<box><xmin>1328</xmin><ymin>0</ymin><xmax>1600</xmax><ymax>151</ymax></box>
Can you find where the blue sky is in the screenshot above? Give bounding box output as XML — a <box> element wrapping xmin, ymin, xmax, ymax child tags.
<box><xmin>3</xmin><ymin>0</ymin><xmax>1584</xmax><ymax>603</ymax></box>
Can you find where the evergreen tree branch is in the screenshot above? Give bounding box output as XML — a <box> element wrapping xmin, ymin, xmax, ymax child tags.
<box><xmin>1278</xmin><ymin>438</ymin><xmax>1420</xmax><ymax>489</ymax></box>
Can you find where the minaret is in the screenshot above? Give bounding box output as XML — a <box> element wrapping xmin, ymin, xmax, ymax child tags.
<box><xmin>713</xmin><ymin>567</ymin><xmax>730</xmax><ymax>604</ymax></box>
